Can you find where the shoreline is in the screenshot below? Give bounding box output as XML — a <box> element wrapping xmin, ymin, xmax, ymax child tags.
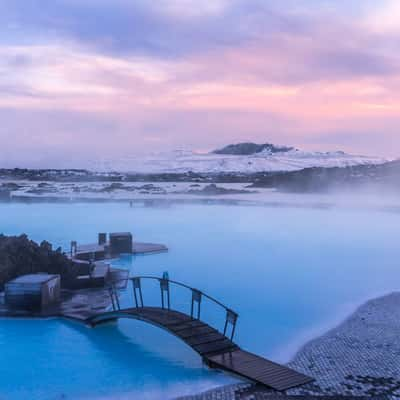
<box><xmin>287</xmin><ymin>291</ymin><xmax>400</xmax><ymax>397</ymax></box>
<box><xmin>271</xmin><ymin>287</ymin><xmax>400</xmax><ymax>364</ymax></box>
<box><xmin>177</xmin><ymin>292</ymin><xmax>400</xmax><ymax>399</ymax></box>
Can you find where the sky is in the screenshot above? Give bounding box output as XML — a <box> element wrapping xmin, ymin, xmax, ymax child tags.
<box><xmin>0</xmin><ymin>0</ymin><xmax>399</xmax><ymax>167</ymax></box>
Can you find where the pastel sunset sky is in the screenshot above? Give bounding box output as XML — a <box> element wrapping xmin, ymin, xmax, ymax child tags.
<box><xmin>1</xmin><ymin>0</ymin><xmax>399</xmax><ymax>167</ymax></box>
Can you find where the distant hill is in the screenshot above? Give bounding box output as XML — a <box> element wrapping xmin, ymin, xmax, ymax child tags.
<box><xmin>212</xmin><ymin>142</ymin><xmax>294</xmax><ymax>155</ymax></box>
<box><xmin>87</xmin><ymin>145</ymin><xmax>387</xmax><ymax>174</ymax></box>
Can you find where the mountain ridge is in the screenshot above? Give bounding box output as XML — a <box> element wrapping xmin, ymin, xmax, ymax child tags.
<box><xmin>89</xmin><ymin>143</ymin><xmax>387</xmax><ymax>174</ymax></box>
<box><xmin>212</xmin><ymin>142</ymin><xmax>294</xmax><ymax>155</ymax></box>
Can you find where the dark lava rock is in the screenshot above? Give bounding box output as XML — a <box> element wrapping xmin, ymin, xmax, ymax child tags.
<box><xmin>186</xmin><ymin>183</ymin><xmax>257</xmax><ymax>195</ymax></box>
<box><xmin>38</xmin><ymin>182</ymin><xmax>52</xmax><ymax>188</ymax></box>
<box><xmin>0</xmin><ymin>188</ymin><xmax>11</xmax><ymax>201</ymax></box>
<box><xmin>0</xmin><ymin>234</ymin><xmax>79</xmax><ymax>289</ymax></box>
<box><xmin>137</xmin><ymin>184</ymin><xmax>156</xmax><ymax>190</ymax></box>
<box><xmin>99</xmin><ymin>182</ymin><xmax>127</xmax><ymax>192</ymax></box>
<box><xmin>27</xmin><ymin>184</ymin><xmax>58</xmax><ymax>194</ymax></box>
<box><xmin>213</xmin><ymin>142</ymin><xmax>294</xmax><ymax>155</ymax></box>
<box><xmin>249</xmin><ymin>160</ymin><xmax>400</xmax><ymax>193</ymax></box>
<box><xmin>137</xmin><ymin>184</ymin><xmax>166</xmax><ymax>193</ymax></box>
<box><xmin>1</xmin><ymin>182</ymin><xmax>22</xmax><ymax>191</ymax></box>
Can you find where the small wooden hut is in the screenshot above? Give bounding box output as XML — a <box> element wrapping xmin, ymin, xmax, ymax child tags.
<box><xmin>5</xmin><ymin>274</ymin><xmax>61</xmax><ymax>310</ymax></box>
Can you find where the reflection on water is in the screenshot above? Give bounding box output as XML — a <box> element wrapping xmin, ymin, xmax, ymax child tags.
<box><xmin>1</xmin><ymin>201</ymin><xmax>400</xmax><ymax>399</ymax></box>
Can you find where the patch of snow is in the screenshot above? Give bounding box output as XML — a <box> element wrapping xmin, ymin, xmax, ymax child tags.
<box><xmin>89</xmin><ymin>148</ymin><xmax>388</xmax><ymax>174</ymax></box>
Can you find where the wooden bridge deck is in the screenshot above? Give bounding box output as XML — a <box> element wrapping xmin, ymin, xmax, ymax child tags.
<box><xmin>208</xmin><ymin>349</ymin><xmax>313</xmax><ymax>391</ymax></box>
<box><xmin>87</xmin><ymin>306</ymin><xmax>313</xmax><ymax>391</ymax></box>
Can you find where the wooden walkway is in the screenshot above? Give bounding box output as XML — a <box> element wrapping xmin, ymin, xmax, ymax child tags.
<box><xmin>208</xmin><ymin>350</ymin><xmax>312</xmax><ymax>391</ymax></box>
<box><xmin>74</xmin><ymin>241</ymin><xmax>167</xmax><ymax>260</ymax></box>
<box><xmin>86</xmin><ymin>276</ymin><xmax>314</xmax><ymax>391</ymax></box>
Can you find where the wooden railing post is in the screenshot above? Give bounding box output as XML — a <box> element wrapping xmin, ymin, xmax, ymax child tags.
<box><xmin>223</xmin><ymin>309</ymin><xmax>238</xmax><ymax>340</ymax></box>
<box><xmin>108</xmin><ymin>285</ymin><xmax>120</xmax><ymax>311</ymax></box>
<box><xmin>191</xmin><ymin>289</ymin><xmax>202</xmax><ymax>319</ymax></box>
<box><xmin>70</xmin><ymin>241</ymin><xmax>77</xmax><ymax>257</ymax></box>
<box><xmin>108</xmin><ymin>287</ymin><xmax>116</xmax><ymax>311</ymax></box>
<box><xmin>114</xmin><ymin>285</ymin><xmax>121</xmax><ymax>310</ymax></box>
<box><xmin>160</xmin><ymin>278</ymin><xmax>170</xmax><ymax>310</ymax></box>
<box><xmin>133</xmin><ymin>277</ymin><xmax>143</xmax><ymax>307</ymax></box>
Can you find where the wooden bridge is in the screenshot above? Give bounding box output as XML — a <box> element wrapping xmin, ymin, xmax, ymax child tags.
<box><xmin>86</xmin><ymin>276</ymin><xmax>314</xmax><ymax>391</ymax></box>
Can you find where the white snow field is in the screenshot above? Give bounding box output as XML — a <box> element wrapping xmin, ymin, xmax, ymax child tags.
<box><xmin>90</xmin><ymin>148</ymin><xmax>387</xmax><ymax>174</ymax></box>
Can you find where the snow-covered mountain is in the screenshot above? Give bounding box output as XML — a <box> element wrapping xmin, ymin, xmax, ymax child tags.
<box><xmin>90</xmin><ymin>143</ymin><xmax>388</xmax><ymax>174</ymax></box>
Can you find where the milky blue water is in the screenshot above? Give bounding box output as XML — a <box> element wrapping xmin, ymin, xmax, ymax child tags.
<box><xmin>1</xmin><ymin>201</ymin><xmax>400</xmax><ymax>399</ymax></box>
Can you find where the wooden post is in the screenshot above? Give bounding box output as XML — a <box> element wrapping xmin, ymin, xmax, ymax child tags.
<box><xmin>133</xmin><ymin>287</ymin><xmax>138</xmax><ymax>308</ymax></box>
<box><xmin>224</xmin><ymin>309</ymin><xmax>238</xmax><ymax>340</ymax></box>
<box><xmin>139</xmin><ymin>285</ymin><xmax>144</xmax><ymax>307</ymax></box>
<box><xmin>160</xmin><ymin>278</ymin><xmax>170</xmax><ymax>310</ymax></box>
<box><xmin>191</xmin><ymin>289</ymin><xmax>202</xmax><ymax>319</ymax></box>
<box><xmin>70</xmin><ymin>241</ymin><xmax>77</xmax><ymax>257</ymax></box>
<box><xmin>133</xmin><ymin>277</ymin><xmax>143</xmax><ymax>307</ymax></box>
<box><xmin>113</xmin><ymin>285</ymin><xmax>121</xmax><ymax>310</ymax></box>
<box><xmin>108</xmin><ymin>287</ymin><xmax>116</xmax><ymax>311</ymax></box>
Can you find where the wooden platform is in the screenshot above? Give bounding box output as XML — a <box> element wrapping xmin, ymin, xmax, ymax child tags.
<box><xmin>75</xmin><ymin>241</ymin><xmax>167</xmax><ymax>259</ymax></box>
<box><xmin>208</xmin><ymin>349</ymin><xmax>313</xmax><ymax>391</ymax></box>
<box><xmin>87</xmin><ymin>306</ymin><xmax>314</xmax><ymax>391</ymax></box>
<box><xmin>132</xmin><ymin>242</ymin><xmax>168</xmax><ymax>254</ymax></box>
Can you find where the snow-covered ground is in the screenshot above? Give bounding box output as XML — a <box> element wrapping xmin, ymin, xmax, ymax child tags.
<box><xmin>89</xmin><ymin>149</ymin><xmax>387</xmax><ymax>174</ymax></box>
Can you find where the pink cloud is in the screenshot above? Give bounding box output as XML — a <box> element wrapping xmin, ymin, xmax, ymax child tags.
<box><xmin>1</xmin><ymin>6</ymin><xmax>400</xmax><ymax>165</ymax></box>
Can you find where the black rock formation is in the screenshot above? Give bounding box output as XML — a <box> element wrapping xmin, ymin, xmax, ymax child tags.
<box><xmin>0</xmin><ymin>234</ymin><xmax>78</xmax><ymax>289</ymax></box>
<box><xmin>249</xmin><ymin>160</ymin><xmax>400</xmax><ymax>192</ymax></box>
<box><xmin>213</xmin><ymin>142</ymin><xmax>294</xmax><ymax>155</ymax></box>
<box><xmin>185</xmin><ymin>183</ymin><xmax>257</xmax><ymax>195</ymax></box>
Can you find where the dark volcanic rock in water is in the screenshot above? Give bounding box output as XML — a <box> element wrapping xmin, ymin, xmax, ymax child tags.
<box><xmin>1</xmin><ymin>182</ymin><xmax>22</xmax><ymax>191</ymax></box>
<box><xmin>0</xmin><ymin>182</ymin><xmax>21</xmax><ymax>200</ymax></box>
<box><xmin>98</xmin><ymin>182</ymin><xmax>128</xmax><ymax>192</ymax></box>
<box><xmin>0</xmin><ymin>234</ymin><xmax>78</xmax><ymax>289</ymax></box>
<box><xmin>212</xmin><ymin>142</ymin><xmax>294</xmax><ymax>155</ymax></box>
<box><xmin>186</xmin><ymin>184</ymin><xmax>257</xmax><ymax>195</ymax></box>
<box><xmin>0</xmin><ymin>189</ymin><xmax>11</xmax><ymax>201</ymax></box>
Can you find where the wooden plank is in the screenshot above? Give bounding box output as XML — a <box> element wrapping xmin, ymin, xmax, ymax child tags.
<box><xmin>175</xmin><ymin>325</ymin><xmax>217</xmax><ymax>339</ymax></box>
<box><xmin>165</xmin><ymin>316</ymin><xmax>202</xmax><ymax>325</ymax></box>
<box><xmin>145</xmin><ymin>315</ymin><xmax>185</xmax><ymax>325</ymax></box>
<box><xmin>207</xmin><ymin>349</ymin><xmax>314</xmax><ymax>391</ymax></box>
<box><xmin>186</xmin><ymin>332</ymin><xmax>229</xmax><ymax>346</ymax></box>
<box><xmin>194</xmin><ymin>340</ymin><xmax>237</xmax><ymax>356</ymax></box>
<box><xmin>168</xmin><ymin>320</ymin><xmax>205</xmax><ymax>331</ymax></box>
<box><xmin>223</xmin><ymin>360</ymin><xmax>304</xmax><ymax>383</ymax></box>
<box><xmin>233</xmin><ymin>352</ymin><xmax>312</xmax><ymax>386</ymax></box>
<box><xmin>135</xmin><ymin>309</ymin><xmax>191</xmax><ymax>323</ymax></box>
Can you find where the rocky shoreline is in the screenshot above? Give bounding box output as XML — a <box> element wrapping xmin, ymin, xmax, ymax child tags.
<box><xmin>1</xmin><ymin>159</ymin><xmax>400</xmax><ymax>194</ymax></box>
<box><xmin>177</xmin><ymin>292</ymin><xmax>400</xmax><ymax>399</ymax></box>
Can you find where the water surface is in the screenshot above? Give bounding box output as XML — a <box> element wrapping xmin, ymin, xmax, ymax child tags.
<box><xmin>1</xmin><ymin>201</ymin><xmax>400</xmax><ymax>399</ymax></box>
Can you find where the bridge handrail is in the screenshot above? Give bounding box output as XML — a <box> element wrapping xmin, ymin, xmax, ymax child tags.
<box><xmin>133</xmin><ymin>275</ymin><xmax>237</xmax><ymax>316</ymax></box>
<box><xmin>106</xmin><ymin>275</ymin><xmax>239</xmax><ymax>340</ymax></box>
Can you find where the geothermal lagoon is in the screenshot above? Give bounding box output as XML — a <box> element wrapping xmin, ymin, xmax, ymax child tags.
<box><xmin>1</xmin><ymin>200</ymin><xmax>400</xmax><ymax>399</ymax></box>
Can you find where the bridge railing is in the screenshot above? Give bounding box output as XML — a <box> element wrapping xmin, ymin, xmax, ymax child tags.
<box><xmin>108</xmin><ymin>275</ymin><xmax>239</xmax><ymax>340</ymax></box>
